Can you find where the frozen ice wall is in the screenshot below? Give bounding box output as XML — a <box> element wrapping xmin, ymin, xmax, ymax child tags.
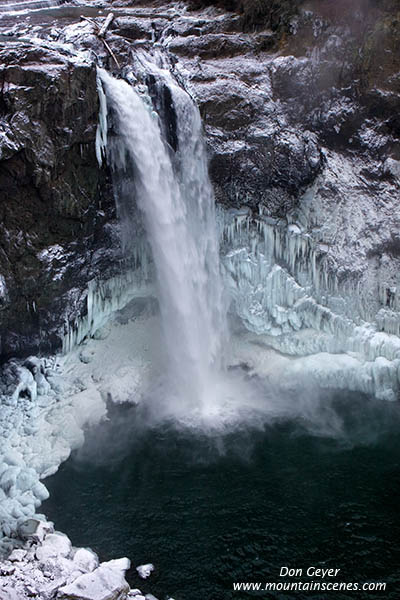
<box><xmin>62</xmin><ymin>263</ymin><xmax>154</xmax><ymax>354</ymax></box>
<box><xmin>0</xmin><ymin>355</ymin><xmax>108</xmax><ymax>555</ymax></box>
<box><xmin>218</xmin><ymin>202</ymin><xmax>400</xmax><ymax>401</ymax></box>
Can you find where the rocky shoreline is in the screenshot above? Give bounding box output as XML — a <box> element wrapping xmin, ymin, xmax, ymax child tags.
<box><xmin>1</xmin><ymin>516</ymin><xmax>156</xmax><ymax>600</ymax></box>
<box><xmin>0</xmin><ymin>308</ymin><xmax>162</xmax><ymax>599</ymax></box>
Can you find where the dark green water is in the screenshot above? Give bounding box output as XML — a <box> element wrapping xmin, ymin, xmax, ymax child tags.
<box><xmin>43</xmin><ymin>392</ymin><xmax>400</xmax><ymax>600</ymax></box>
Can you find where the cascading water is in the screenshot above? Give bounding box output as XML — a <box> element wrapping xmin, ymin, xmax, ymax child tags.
<box><xmin>98</xmin><ymin>68</ymin><xmax>227</xmax><ymax>412</ymax></box>
<box><xmin>96</xmin><ymin>63</ymin><xmax>334</xmax><ymax>429</ymax></box>
<box><xmin>0</xmin><ymin>0</ymin><xmax>65</xmax><ymax>12</ymax></box>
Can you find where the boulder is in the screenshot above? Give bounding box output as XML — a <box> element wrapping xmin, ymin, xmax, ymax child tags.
<box><xmin>57</xmin><ymin>565</ymin><xmax>130</xmax><ymax>600</ymax></box>
<box><xmin>101</xmin><ymin>558</ymin><xmax>131</xmax><ymax>574</ymax></box>
<box><xmin>18</xmin><ymin>517</ymin><xmax>54</xmax><ymax>543</ymax></box>
<box><xmin>73</xmin><ymin>548</ymin><xmax>99</xmax><ymax>573</ymax></box>
<box><xmin>36</xmin><ymin>532</ymin><xmax>72</xmax><ymax>562</ymax></box>
<box><xmin>8</xmin><ymin>548</ymin><xmax>27</xmax><ymax>562</ymax></box>
<box><xmin>136</xmin><ymin>564</ymin><xmax>154</xmax><ymax>579</ymax></box>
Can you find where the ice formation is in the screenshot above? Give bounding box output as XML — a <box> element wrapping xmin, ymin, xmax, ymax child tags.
<box><xmin>95</xmin><ymin>73</ymin><xmax>108</xmax><ymax>168</ymax></box>
<box><xmin>0</xmin><ymin>355</ymin><xmax>108</xmax><ymax>556</ymax></box>
<box><xmin>0</xmin><ymin>275</ymin><xmax>8</xmax><ymax>305</ymax></box>
<box><xmin>64</xmin><ymin>58</ymin><xmax>400</xmax><ymax>408</ymax></box>
<box><xmin>62</xmin><ymin>265</ymin><xmax>154</xmax><ymax>354</ymax></box>
<box><xmin>218</xmin><ymin>205</ymin><xmax>400</xmax><ymax>400</ymax></box>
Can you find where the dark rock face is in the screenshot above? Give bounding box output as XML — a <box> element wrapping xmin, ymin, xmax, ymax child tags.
<box><xmin>159</xmin><ymin>1</ymin><xmax>399</xmax><ymax>215</ymax></box>
<box><xmin>0</xmin><ymin>0</ymin><xmax>399</xmax><ymax>358</ymax></box>
<box><xmin>189</xmin><ymin>56</ymin><xmax>323</xmax><ymax>212</ymax></box>
<box><xmin>0</xmin><ymin>42</ymin><xmax>119</xmax><ymax>359</ymax></box>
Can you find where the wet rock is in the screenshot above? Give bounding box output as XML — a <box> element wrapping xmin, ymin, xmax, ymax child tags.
<box><xmin>113</xmin><ymin>17</ymin><xmax>158</xmax><ymax>41</ymax></box>
<box><xmin>18</xmin><ymin>518</ymin><xmax>54</xmax><ymax>543</ymax></box>
<box><xmin>167</xmin><ymin>32</ymin><xmax>257</xmax><ymax>58</ymax></box>
<box><xmin>0</xmin><ymin>41</ymin><xmax>119</xmax><ymax>359</ymax></box>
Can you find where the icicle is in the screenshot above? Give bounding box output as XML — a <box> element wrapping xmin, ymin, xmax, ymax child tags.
<box><xmin>95</xmin><ymin>71</ymin><xmax>108</xmax><ymax>167</ymax></box>
<box><xmin>217</xmin><ymin>203</ymin><xmax>400</xmax><ymax>388</ymax></box>
<box><xmin>62</xmin><ymin>261</ymin><xmax>154</xmax><ymax>354</ymax></box>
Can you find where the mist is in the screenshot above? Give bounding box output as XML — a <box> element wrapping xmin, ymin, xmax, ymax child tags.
<box><xmin>71</xmin><ymin>363</ymin><xmax>400</xmax><ymax>470</ymax></box>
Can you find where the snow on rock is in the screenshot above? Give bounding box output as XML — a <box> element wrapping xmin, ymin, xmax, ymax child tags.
<box><xmin>25</xmin><ymin>356</ymin><xmax>52</xmax><ymax>396</ymax></box>
<box><xmin>7</xmin><ymin>548</ymin><xmax>27</xmax><ymax>562</ymax></box>
<box><xmin>72</xmin><ymin>548</ymin><xmax>99</xmax><ymax>573</ymax></box>
<box><xmin>36</xmin><ymin>532</ymin><xmax>73</xmax><ymax>562</ymax></box>
<box><xmin>1</xmin><ymin>590</ymin><xmax>20</xmax><ymax>600</ymax></box>
<box><xmin>0</xmin><ymin>523</ymin><xmax>142</xmax><ymax>600</ymax></box>
<box><xmin>102</xmin><ymin>558</ymin><xmax>131</xmax><ymax>574</ymax></box>
<box><xmin>136</xmin><ymin>564</ymin><xmax>154</xmax><ymax>579</ymax></box>
<box><xmin>57</xmin><ymin>564</ymin><xmax>130</xmax><ymax>600</ymax></box>
<box><xmin>0</xmin><ymin>312</ymin><xmax>162</xmax><ymax>598</ymax></box>
<box><xmin>63</xmin><ymin>311</ymin><xmax>160</xmax><ymax>409</ymax></box>
<box><xmin>128</xmin><ymin>590</ymin><xmax>145</xmax><ymax>598</ymax></box>
<box><xmin>383</xmin><ymin>157</ymin><xmax>400</xmax><ymax>182</ymax></box>
<box><xmin>5</xmin><ymin>364</ymin><xmax>38</xmax><ymax>403</ymax></box>
<box><xmin>0</xmin><ymin>303</ymin><xmax>160</xmax><ymax>556</ymax></box>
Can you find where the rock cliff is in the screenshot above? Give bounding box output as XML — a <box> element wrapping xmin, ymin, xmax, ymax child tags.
<box><xmin>0</xmin><ymin>36</ymin><xmax>119</xmax><ymax>358</ymax></box>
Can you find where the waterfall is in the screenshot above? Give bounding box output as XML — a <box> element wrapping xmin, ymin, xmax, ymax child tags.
<box><xmin>0</xmin><ymin>0</ymin><xmax>65</xmax><ymax>13</ymax></box>
<box><xmin>98</xmin><ymin>68</ymin><xmax>226</xmax><ymax>409</ymax></box>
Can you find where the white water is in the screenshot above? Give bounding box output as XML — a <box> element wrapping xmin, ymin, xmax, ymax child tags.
<box><xmin>98</xmin><ymin>69</ymin><xmax>226</xmax><ymax>409</ymax></box>
<box><xmin>0</xmin><ymin>0</ymin><xmax>64</xmax><ymax>13</ymax></box>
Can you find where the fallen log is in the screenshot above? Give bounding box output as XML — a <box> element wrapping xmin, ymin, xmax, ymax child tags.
<box><xmin>80</xmin><ymin>15</ymin><xmax>100</xmax><ymax>31</ymax></box>
<box><xmin>102</xmin><ymin>38</ymin><xmax>120</xmax><ymax>69</ymax></box>
<box><xmin>80</xmin><ymin>12</ymin><xmax>119</xmax><ymax>68</ymax></box>
<box><xmin>98</xmin><ymin>13</ymin><xmax>114</xmax><ymax>38</ymax></box>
